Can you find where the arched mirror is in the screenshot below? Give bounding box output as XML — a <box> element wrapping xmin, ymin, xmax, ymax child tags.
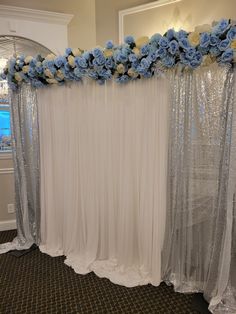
<box><xmin>0</xmin><ymin>35</ymin><xmax>52</xmax><ymax>153</ymax></box>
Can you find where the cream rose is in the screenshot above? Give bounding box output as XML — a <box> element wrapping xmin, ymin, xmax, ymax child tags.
<box><xmin>14</xmin><ymin>72</ymin><xmax>22</xmax><ymax>82</ymax></box>
<box><xmin>45</xmin><ymin>54</ymin><xmax>56</xmax><ymax>61</ymax></box>
<box><xmin>117</xmin><ymin>64</ymin><xmax>125</xmax><ymax>74</ymax></box>
<box><xmin>132</xmin><ymin>47</ymin><xmax>140</xmax><ymax>56</ymax></box>
<box><xmin>202</xmin><ymin>55</ymin><xmax>214</xmax><ymax>67</ymax></box>
<box><xmin>188</xmin><ymin>32</ymin><xmax>200</xmax><ymax>47</ymax></box>
<box><xmin>22</xmin><ymin>65</ymin><xmax>29</xmax><ymax>73</ymax></box>
<box><xmin>104</xmin><ymin>49</ymin><xmax>113</xmax><ymax>57</ymax></box>
<box><xmin>72</xmin><ymin>48</ymin><xmax>82</xmax><ymax>57</ymax></box>
<box><xmin>56</xmin><ymin>70</ymin><xmax>64</xmax><ymax>80</ymax></box>
<box><xmin>24</xmin><ymin>56</ymin><xmax>33</xmax><ymax>64</ymax></box>
<box><xmin>135</xmin><ymin>36</ymin><xmax>149</xmax><ymax>48</ymax></box>
<box><xmin>44</xmin><ymin>69</ymin><xmax>54</xmax><ymax>78</ymax></box>
<box><xmin>46</xmin><ymin>78</ymin><xmax>58</xmax><ymax>84</ymax></box>
<box><xmin>128</xmin><ymin>68</ymin><xmax>138</xmax><ymax>78</ymax></box>
<box><xmin>231</xmin><ymin>39</ymin><xmax>236</xmax><ymax>50</ymax></box>
<box><xmin>68</xmin><ymin>55</ymin><xmax>75</xmax><ymax>67</ymax></box>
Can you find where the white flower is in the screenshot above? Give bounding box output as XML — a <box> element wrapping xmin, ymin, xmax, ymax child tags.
<box><xmin>117</xmin><ymin>64</ymin><xmax>125</xmax><ymax>74</ymax></box>
<box><xmin>128</xmin><ymin>68</ymin><xmax>138</xmax><ymax>78</ymax></box>
<box><xmin>68</xmin><ymin>55</ymin><xmax>75</xmax><ymax>67</ymax></box>
<box><xmin>22</xmin><ymin>65</ymin><xmax>29</xmax><ymax>73</ymax></box>
<box><xmin>56</xmin><ymin>70</ymin><xmax>64</xmax><ymax>80</ymax></box>
<box><xmin>24</xmin><ymin>56</ymin><xmax>33</xmax><ymax>64</ymax></box>
<box><xmin>72</xmin><ymin>48</ymin><xmax>82</xmax><ymax>57</ymax></box>
<box><xmin>46</xmin><ymin>78</ymin><xmax>58</xmax><ymax>84</ymax></box>
<box><xmin>188</xmin><ymin>32</ymin><xmax>200</xmax><ymax>46</ymax></box>
<box><xmin>14</xmin><ymin>72</ymin><xmax>22</xmax><ymax>82</ymax></box>
<box><xmin>44</xmin><ymin>69</ymin><xmax>54</xmax><ymax>78</ymax></box>
<box><xmin>45</xmin><ymin>54</ymin><xmax>56</xmax><ymax>61</ymax></box>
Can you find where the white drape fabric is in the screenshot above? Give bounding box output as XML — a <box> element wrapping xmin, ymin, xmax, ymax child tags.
<box><xmin>37</xmin><ymin>77</ymin><xmax>170</xmax><ymax>287</ymax></box>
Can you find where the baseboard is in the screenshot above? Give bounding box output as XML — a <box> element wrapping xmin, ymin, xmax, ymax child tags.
<box><xmin>0</xmin><ymin>219</ymin><xmax>16</xmax><ymax>231</ymax></box>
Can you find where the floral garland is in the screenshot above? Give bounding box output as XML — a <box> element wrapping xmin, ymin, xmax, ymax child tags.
<box><xmin>1</xmin><ymin>19</ymin><xmax>236</xmax><ymax>89</ymax></box>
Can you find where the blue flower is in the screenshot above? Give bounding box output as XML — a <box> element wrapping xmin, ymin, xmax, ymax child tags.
<box><xmin>140</xmin><ymin>57</ymin><xmax>151</xmax><ymax>68</ymax></box>
<box><xmin>105</xmin><ymin>40</ymin><xmax>114</xmax><ymax>49</ymax></box>
<box><xmin>175</xmin><ymin>30</ymin><xmax>188</xmax><ymax>40</ymax></box>
<box><xmin>162</xmin><ymin>55</ymin><xmax>175</xmax><ymax>68</ymax></box>
<box><xmin>124</xmin><ymin>36</ymin><xmax>135</xmax><ymax>45</ymax></box>
<box><xmin>148</xmin><ymin>51</ymin><xmax>158</xmax><ymax>62</ymax></box>
<box><xmin>227</xmin><ymin>26</ymin><xmax>236</xmax><ymax>41</ymax></box>
<box><xmin>88</xmin><ymin>71</ymin><xmax>98</xmax><ymax>79</ymax></box>
<box><xmin>210</xmin><ymin>46</ymin><xmax>221</xmax><ymax>56</ymax></box>
<box><xmin>35</xmin><ymin>66</ymin><xmax>43</xmax><ymax>74</ymax></box>
<box><xmin>218</xmin><ymin>39</ymin><xmax>230</xmax><ymax>51</ymax></box>
<box><xmin>28</xmin><ymin>68</ymin><xmax>36</xmax><ymax>78</ymax></box>
<box><xmin>65</xmin><ymin>48</ymin><xmax>72</xmax><ymax>56</ymax></box>
<box><xmin>200</xmin><ymin>33</ymin><xmax>210</xmax><ymax>48</ymax></box>
<box><xmin>185</xmin><ymin>47</ymin><xmax>196</xmax><ymax>60</ymax></box>
<box><xmin>189</xmin><ymin>59</ymin><xmax>201</xmax><ymax>69</ymax></box>
<box><xmin>98</xmin><ymin>68</ymin><xmax>112</xmax><ymax>80</ymax></box>
<box><xmin>212</xmin><ymin>19</ymin><xmax>230</xmax><ymax>35</ymax></box>
<box><xmin>198</xmin><ymin>46</ymin><xmax>209</xmax><ymax>55</ymax></box>
<box><xmin>73</xmin><ymin>68</ymin><xmax>83</xmax><ymax>78</ymax></box>
<box><xmin>31</xmin><ymin>79</ymin><xmax>44</xmax><ymax>88</ymax></box>
<box><xmin>95</xmin><ymin>54</ymin><xmax>106</xmax><ymax>66</ymax></box>
<box><xmin>129</xmin><ymin>54</ymin><xmax>138</xmax><ymax>63</ymax></box>
<box><xmin>143</xmin><ymin>70</ymin><xmax>153</xmax><ymax>78</ymax></box>
<box><xmin>194</xmin><ymin>51</ymin><xmax>203</xmax><ymax>63</ymax></box>
<box><xmin>157</xmin><ymin>47</ymin><xmax>167</xmax><ymax>58</ymax></box>
<box><xmin>29</xmin><ymin>59</ymin><xmax>37</xmax><ymax>67</ymax></box>
<box><xmin>115</xmin><ymin>51</ymin><xmax>128</xmax><ymax>63</ymax></box>
<box><xmin>150</xmin><ymin>33</ymin><xmax>162</xmax><ymax>44</ymax></box>
<box><xmin>159</xmin><ymin>37</ymin><xmax>169</xmax><ymax>48</ymax></box>
<box><xmin>140</xmin><ymin>44</ymin><xmax>150</xmax><ymax>56</ymax></box>
<box><xmin>179</xmin><ymin>38</ymin><xmax>190</xmax><ymax>49</ymax></box>
<box><xmin>210</xmin><ymin>34</ymin><xmax>220</xmax><ymax>46</ymax></box>
<box><xmin>116</xmin><ymin>74</ymin><xmax>130</xmax><ymax>83</ymax></box>
<box><xmin>166</xmin><ymin>29</ymin><xmax>175</xmax><ymax>40</ymax></box>
<box><xmin>92</xmin><ymin>48</ymin><xmax>103</xmax><ymax>58</ymax></box>
<box><xmin>169</xmin><ymin>40</ymin><xmax>179</xmax><ymax>55</ymax></box>
<box><xmin>75</xmin><ymin>56</ymin><xmax>88</xmax><ymax>68</ymax></box>
<box><xmin>220</xmin><ymin>48</ymin><xmax>234</xmax><ymax>63</ymax></box>
<box><xmin>8</xmin><ymin>81</ymin><xmax>17</xmax><ymax>90</ymax></box>
<box><xmin>105</xmin><ymin>57</ymin><xmax>115</xmax><ymax>69</ymax></box>
<box><xmin>83</xmin><ymin>51</ymin><xmax>91</xmax><ymax>60</ymax></box>
<box><xmin>54</xmin><ymin>56</ymin><xmax>67</xmax><ymax>68</ymax></box>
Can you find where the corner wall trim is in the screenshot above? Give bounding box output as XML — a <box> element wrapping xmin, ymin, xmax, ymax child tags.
<box><xmin>0</xmin><ymin>219</ymin><xmax>16</xmax><ymax>231</ymax></box>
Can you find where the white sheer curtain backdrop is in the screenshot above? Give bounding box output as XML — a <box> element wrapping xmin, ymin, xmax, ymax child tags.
<box><xmin>37</xmin><ymin>77</ymin><xmax>170</xmax><ymax>287</ymax></box>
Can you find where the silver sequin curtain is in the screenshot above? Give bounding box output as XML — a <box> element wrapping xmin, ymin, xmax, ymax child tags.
<box><xmin>162</xmin><ymin>64</ymin><xmax>236</xmax><ymax>313</ymax></box>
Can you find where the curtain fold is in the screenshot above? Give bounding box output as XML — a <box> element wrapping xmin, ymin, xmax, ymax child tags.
<box><xmin>162</xmin><ymin>64</ymin><xmax>236</xmax><ymax>313</ymax></box>
<box><xmin>37</xmin><ymin>77</ymin><xmax>170</xmax><ymax>287</ymax></box>
<box><xmin>0</xmin><ymin>84</ymin><xmax>40</xmax><ymax>253</ymax></box>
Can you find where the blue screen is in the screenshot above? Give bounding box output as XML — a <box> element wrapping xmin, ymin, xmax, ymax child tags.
<box><xmin>0</xmin><ymin>110</ymin><xmax>11</xmax><ymax>137</ymax></box>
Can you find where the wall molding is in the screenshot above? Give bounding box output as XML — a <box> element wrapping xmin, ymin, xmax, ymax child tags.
<box><xmin>0</xmin><ymin>168</ymin><xmax>14</xmax><ymax>175</ymax></box>
<box><xmin>0</xmin><ymin>153</ymin><xmax>13</xmax><ymax>160</ymax></box>
<box><xmin>0</xmin><ymin>219</ymin><xmax>16</xmax><ymax>231</ymax></box>
<box><xmin>118</xmin><ymin>0</ymin><xmax>182</xmax><ymax>43</ymax></box>
<box><xmin>0</xmin><ymin>5</ymin><xmax>73</xmax><ymax>25</ymax></box>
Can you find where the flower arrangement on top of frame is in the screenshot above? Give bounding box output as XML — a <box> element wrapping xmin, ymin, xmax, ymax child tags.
<box><xmin>1</xmin><ymin>19</ymin><xmax>236</xmax><ymax>89</ymax></box>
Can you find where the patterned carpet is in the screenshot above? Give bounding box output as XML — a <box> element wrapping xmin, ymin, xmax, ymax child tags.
<box><xmin>0</xmin><ymin>230</ymin><xmax>199</xmax><ymax>314</ymax></box>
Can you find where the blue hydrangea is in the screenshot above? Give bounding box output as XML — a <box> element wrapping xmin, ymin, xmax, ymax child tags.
<box><xmin>220</xmin><ymin>48</ymin><xmax>234</xmax><ymax>63</ymax></box>
<box><xmin>35</xmin><ymin>66</ymin><xmax>43</xmax><ymax>74</ymax></box>
<box><xmin>157</xmin><ymin>47</ymin><xmax>167</xmax><ymax>58</ymax></box>
<box><xmin>150</xmin><ymin>33</ymin><xmax>162</xmax><ymax>44</ymax></box>
<box><xmin>88</xmin><ymin>71</ymin><xmax>98</xmax><ymax>79</ymax></box>
<box><xmin>105</xmin><ymin>40</ymin><xmax>114</xmax><ymax>49</ymax></box>
<box><xmin>169</xmin><ymin>40</ymin><xmax>179</xmax><ymax>55</ymax></box>
<box><xmin>28</xmin><ymin>68</ymin><xmax>36</xmax><ymax>78</ymax></box>
<box><xmin>210</xmin><ymin>46</ymin><xmax>221</xmax><ymax>56</ymax></box>
<box><xmin>115</xmin><ymin>51</ymin><xmax>128</xmax><ymax>63</ymax></box>
<box><xmin>200</xmin><ymin>33</ymin><xmax>210</xmax><ymax>48</ymax></box>
<box><xmin>65</xmin><ymin>48</ymin><xmax>72</xmax><ymax>56</ymax></box>
<box><xmin>162</xmin><ymin>54</ymin><xmax>175</xmax><ymax>67</ymax></box>
<box><xmin>166</xmin><ymin>29</ymin><xmax>175</xmax><ymax>40</ymax></box>
<box><xmin>29</xmin><ymin>59</ymin><xmax>37</xmax><ymax>67</ymax></box>
<box><xmin>142</xmin><ymin>70</ymin><xmax>153</xmax><ymax>78</ymax></box>
<box><xmin>140</xmin><ymin>44</ymin><xmax>150</xmax><ymax>56</ymax></box>
<box><xmin>92</xmin><ymin>48</ymin><xmax>103</xmax><ymax>58</ymax></box>
<box><xmin>210</xmin><ymin>34</ymin><xmax>220</xmax><ymax>46</ymax></box>
<box><xmin>179</xmin><ymin>38</ymin><xmax>190</xmax><ymax>49</ymax></box>
<box><xmin>212</xmin><ymin>19</ymin><xmax>230</xmax><ymax>35</ymax></box>
<box><xmin>140</xmin><ymin>57</ymin><xmax>151</xmax><ymax>68</ymax></box>
<box><xmin>31</xmin><ymin>79</ymin><xmax>44</xmax><ymax>88</ymax></box>
<box><xmin>54</xmin><ymin>56</ymin><xmax>67</xmax><ymax>68</ymax></box>
<box><xmin>175</xmin><ymin>30</ymin><xmax>188</xmax><ymax>40</ymax></box>
<box><xmin>95</xmin><ymin>54</ymin><xmax>106</xmax><ymax>66</ymax></box>
<box><xmin>116</xmin><ymin>74</ymin><xmax>130</xmax><ymax>83</ymax></box>
<box><xmin>148</xmin><ymin>51</ymin><xmax>158</xmax><ymax>62</ymax></box>
<box><xmin>159</xmin><ymin>37</ymin><xmax>169</xmax><ymax>48</ymax></box>
<box><xmin>83</xmin><ymin>51</ymin><xmax>91</xmax><ymax>60</ymax></box>
<box><xmin>105</xmin><ymin>57</ymin><xmax>115</xmax><ymax>69</ymax></box>
<box><xmin>218</xmin><ymin>39</ymin><xmax>231</xmax><ymax>51</ymax></box>
<box><xmin>124</xmin><ymin>36</ymin><xmax>135</xmax><ymax>45</ymax></box>
<box><xmin>185</xmin><ymin>47</ymin><xmax>196</xmax><ymax>60</ymax></box>
<box><xmin>129</xmin><ymin>54</ymin><xmax>138</xmax><ymax>63</ymax></box>
<box><xmin>73</xmin><ymin>68</ymin><xmax>83</xmax><ymax>78</ymax></box>
<box><xmin>189</xmin><ymin>59</ymin><xmax>201</xmax><ymax>69</ymax></box>
<box><xmin>98</xmin><ymin>69</ymin><xmax>112</xmax><ymax>80</ymax></box>
<box><xmin>227</xmin><ymin>26</ymin><xmax>236</xmax><ymax>40</ymax></box>
<box><xmin>75</xmin><ymin>56</ymin><xmax>88</xmax><ymax>68</ymax></box>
